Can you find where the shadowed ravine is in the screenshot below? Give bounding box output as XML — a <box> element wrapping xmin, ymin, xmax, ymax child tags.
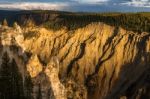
<box><xmin>0</xmin><ymin>22</ymin><xmax>150</xmax><ymax>99</ymax></box>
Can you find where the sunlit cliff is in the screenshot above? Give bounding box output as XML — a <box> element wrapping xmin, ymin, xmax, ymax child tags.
<box><xmin>0</xmin><ymin>21</ymin><xmax>150</xmax><ymax>99</ymax></box>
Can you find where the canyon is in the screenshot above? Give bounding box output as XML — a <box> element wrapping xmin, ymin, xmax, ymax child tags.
<box><xmin>0</xmin><ymin>21</ymin><xmax>150</xmax><ymax>99</ymax></box>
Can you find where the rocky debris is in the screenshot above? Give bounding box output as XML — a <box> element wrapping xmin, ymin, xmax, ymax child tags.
<box><xmin>27</xmin><ymin>54</ymin><xmax>43</xmax><ymax>78</ymax></box>
<box><xmin>65</xmin><ymin>79</ymin><xmax>87</xmax><ymax>99</ymax></box>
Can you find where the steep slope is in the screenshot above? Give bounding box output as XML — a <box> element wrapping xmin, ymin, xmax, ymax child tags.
<box><xmin>0</xmin><ymin>23</ymin><xmax>150</xmax><ymax>99</ymax></box>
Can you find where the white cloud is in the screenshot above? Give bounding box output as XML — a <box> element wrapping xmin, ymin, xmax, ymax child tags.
<box><xmin>72</xmin><ymin>0</ymin><xmax>109</xmax><ymax>4</ymax></box>
<box><xmin>0</xmin><ymin>2</ymin><xmax>70</xmax><ymax>10</ymax></box>
<box><xmin>120</xmin><ymin>0</ymin><xmax>150</xmax><ymax>7</ymax></box>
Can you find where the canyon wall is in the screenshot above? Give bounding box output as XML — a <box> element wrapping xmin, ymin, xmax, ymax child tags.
<box><xmin>0</xmin><ymin>23</ymin><xmax>150</xmax><ymax>99</ymax></box>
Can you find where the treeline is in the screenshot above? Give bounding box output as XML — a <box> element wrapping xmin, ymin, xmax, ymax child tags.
<box><xmin>0</xmin><ymin>10</ymin><xmax>150</xmax><ymax>33</ymax></box>
<box><xmin>44</xmin><ymin>13</ymin><xmax>150</xmax><ymax>33</ymax></box>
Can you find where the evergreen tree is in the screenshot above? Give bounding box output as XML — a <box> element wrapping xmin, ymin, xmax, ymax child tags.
<box><xmin>0</xmin><ymin>52</ymin><xmax>11</xmax><ymax>99</ymax></box>
<box><xmin>37</xmin><ymin>84</ymin><xmax>42</xmax><ymax>99</ymax></box>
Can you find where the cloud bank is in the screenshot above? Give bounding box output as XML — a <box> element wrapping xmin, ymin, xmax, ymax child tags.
<box><xmin>72</xmin><ymin>0</ymin><xmax>109</xmax><ymax>4</ymax></box>
<box><xmin>0</xmin><ymin>0</ymin><xmax>149</xmax><ymax>12</ymax></box>
<box><xmin>0</xmin><ymin>2</ymin><xmax>69</xmax><ymax>10</ymax></box>
<box><xmin>120</xmin><ymin>0</ymin><xmax>150</xmax><ymax>7</ymax></box>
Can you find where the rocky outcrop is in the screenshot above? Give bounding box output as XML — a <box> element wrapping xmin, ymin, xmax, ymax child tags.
<box><xmin>0</xmin><ymin>22</ymin><xmax>150</xmax><ymax>99</ymax></box>
<box><xmin>45</xmin><ymin>57</ymin><xmax>66</xmax><ymax>99</ymax></box>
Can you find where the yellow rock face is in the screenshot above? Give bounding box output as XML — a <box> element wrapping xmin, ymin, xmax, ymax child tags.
<box><xmin>20</xmin><ymin>23</ymin><xmax>150</xmax><ymax>99</ymax></box>
<box><xmin>0</xmin><ymin>22</ymin><xmax>150</xmax><ymax>99</ymax></box>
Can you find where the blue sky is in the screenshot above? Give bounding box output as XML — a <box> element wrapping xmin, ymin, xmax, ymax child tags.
<box><xmin>0</xmin><ymin>0</ymin><xmax>150</xmax><ymax>12</ymax></box>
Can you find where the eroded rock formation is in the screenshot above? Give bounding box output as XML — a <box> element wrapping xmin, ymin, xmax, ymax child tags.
<box><xmin>0</xmin><ymin>23</ymin><xmax>150</xmax><ymax>99</ymax></box>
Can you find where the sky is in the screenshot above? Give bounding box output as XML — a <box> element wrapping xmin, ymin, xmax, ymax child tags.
<box><xmin>0</xmin><ymin>0</ymin><xmax>150</xmax><ymax>12</ymax></box>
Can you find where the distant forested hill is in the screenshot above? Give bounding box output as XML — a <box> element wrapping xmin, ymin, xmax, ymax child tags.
<box><xmin>0</xmin><ymin>10</ymin><xmax>150</xmax><ymax>33</ymax></box>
